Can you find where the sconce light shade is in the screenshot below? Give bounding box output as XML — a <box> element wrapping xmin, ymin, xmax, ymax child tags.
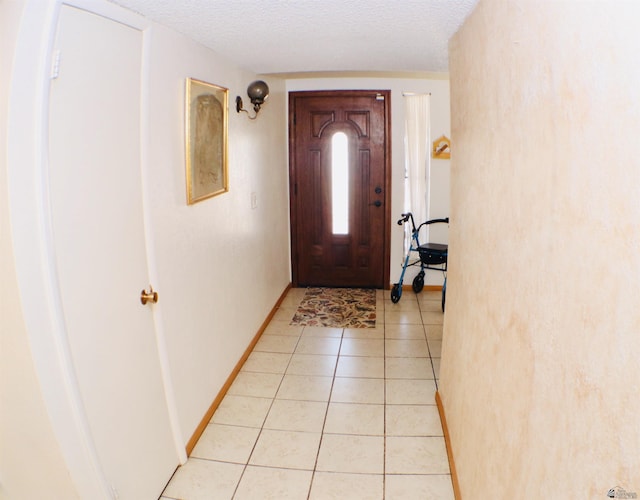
<box><xmin>236</xmin><ymin>80</ymin><xmax>269</xmax><ymax>119</ymax></box>
<box><xmin>247</xmin><ymin>80</ymin><xmax>269</xmax><ymax>108</ymax></box>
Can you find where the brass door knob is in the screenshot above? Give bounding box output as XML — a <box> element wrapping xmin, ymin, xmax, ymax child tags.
<box><xmin>140</xmin><ymin>285</ymin><xmax>158</xmax><ymax>305</ymax></box>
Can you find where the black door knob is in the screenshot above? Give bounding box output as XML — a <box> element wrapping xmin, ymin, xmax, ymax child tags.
<box><xmin>374</xmin><ymin>186</ymin><xmax>382</xmax><ymax>194</ymax></box>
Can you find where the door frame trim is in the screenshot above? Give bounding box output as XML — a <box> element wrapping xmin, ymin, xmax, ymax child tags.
<box><xmin>288</xmin><ymin>90</ymin><xmax>392</xmax><ymax>289</ymax></box>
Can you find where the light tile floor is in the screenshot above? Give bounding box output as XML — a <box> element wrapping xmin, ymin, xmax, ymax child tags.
<box><xmin>160</xmin><ymin>288</ymin><xmax>452</xmax><ymax>500</ymax></box>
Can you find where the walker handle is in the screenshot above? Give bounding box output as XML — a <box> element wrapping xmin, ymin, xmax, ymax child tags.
<box><xmin>397</xmin><ymin>213</ymin><xmax>412</xmax><ymax>225</ymax></box>
<box><xmin>423</xmin><ymin>217</ymin><xmax>449</xmax><ymax>225</ymax></box>
<box><xmin>416</xmin><ymin>217</ymin><xmax>450</xmax><ymax>232</ymax></box>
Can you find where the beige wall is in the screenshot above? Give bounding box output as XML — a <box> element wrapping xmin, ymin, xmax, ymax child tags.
<box><xmin>442</xmin><ymin>0</ymin><xmax>640</xmax><ymax>497</ymax></box>
<box><xmin>144</xmin><ymin>23</ymin><xmax>290</xmax><ymax>440</ymax></box>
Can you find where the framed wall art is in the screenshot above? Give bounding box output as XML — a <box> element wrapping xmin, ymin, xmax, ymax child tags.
<box><xmin>185</xmin><ymin>78</ymin><xmax>228</xmax><ymax>204</ymax></box>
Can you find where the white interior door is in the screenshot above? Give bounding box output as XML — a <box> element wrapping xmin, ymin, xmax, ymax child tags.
<box><xmin>48</xmin><ymin>6</ymin><xmax>177</xmax><ymax>499</ymax></box>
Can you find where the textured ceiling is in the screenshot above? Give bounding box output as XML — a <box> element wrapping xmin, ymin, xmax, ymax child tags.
<box><xmin>110</xmin><ymin>0</ymin><xmax>479</xmax><ymax>75</ymax></box>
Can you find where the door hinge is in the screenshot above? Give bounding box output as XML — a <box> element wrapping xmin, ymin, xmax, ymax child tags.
<box><xmin>51</xmin><ymin>49</ymin><xmax>61</xmax><ymax>79</ymax></box>
<box><xmin>294</xmin><ymin>183</ymin><xmax>298</xmax><ymax>195</ymax></box>
<box><xmin>293</xmin><ymin>114</ymin><xmax>296</xmax><ymax>126</ymax></box>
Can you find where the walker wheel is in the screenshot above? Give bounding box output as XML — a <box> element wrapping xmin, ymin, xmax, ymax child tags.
<box><xmin>412</xmin><ymin>273</ymin><xmax>425</xmax><ymax>293</ymax></box>
<box><xmin>390</xmin><ymin>284</ymin><xmax>401</xmax><ymax>303</ymax></box>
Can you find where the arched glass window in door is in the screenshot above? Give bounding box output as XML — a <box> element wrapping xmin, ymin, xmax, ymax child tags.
<box><xmin>331</xmin><ymin>132</ymin><xmax>349</xmax><ymax>235</ymax></box>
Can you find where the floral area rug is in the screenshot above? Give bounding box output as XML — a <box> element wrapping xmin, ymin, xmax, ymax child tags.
<box><xmin>290</xmin><ymin>287</ymin><xmax>376</xmax><ymax>328</ymax></box>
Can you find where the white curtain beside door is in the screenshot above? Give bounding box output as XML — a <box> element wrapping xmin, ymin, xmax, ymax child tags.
<box><xmin>403</xmin><ymin>93</ymin><xmax>431</xmax><ymax>250</ymax></box>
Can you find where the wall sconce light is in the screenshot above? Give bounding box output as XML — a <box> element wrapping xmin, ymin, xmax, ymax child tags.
<box><xmin>236</xmin><ymin>80</ymin><xmax>269</xmax><ymax>120</ymax></box>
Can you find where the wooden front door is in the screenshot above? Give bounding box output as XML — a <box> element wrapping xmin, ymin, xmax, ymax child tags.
<box><xmin>289</xmin><ymin>91</ymin><xmax>391</xmax><ymax>288</ymax></box>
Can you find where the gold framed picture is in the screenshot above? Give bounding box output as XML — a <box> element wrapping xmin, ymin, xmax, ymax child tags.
<box><xmin>185</xmin><ymin>78</ymin><xmax>229</xmax><ymax>204</ymax></box>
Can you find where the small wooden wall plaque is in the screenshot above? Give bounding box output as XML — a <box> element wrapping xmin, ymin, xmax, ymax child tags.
<box><xmin>432</xmin><ymin>135</ymin><xmax>451</xmax><ymax>159</ymax></box>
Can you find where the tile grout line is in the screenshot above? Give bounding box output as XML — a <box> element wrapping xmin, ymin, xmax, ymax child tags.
<box><xmin>382</xmin><ymin>291</ymin><xmax>387</xmax><ymax>499</ymax></box>
<box><xmin>231</xmin><ymin>306</ymin><xmax>306</xmax><ymax>500</ymax></box>
<box><xmin>306</xmin><ymin>326</ymin><xmax>345</xmax><ymax>500</ymax></box>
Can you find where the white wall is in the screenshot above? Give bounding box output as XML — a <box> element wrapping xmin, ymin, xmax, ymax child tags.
<box><xmin>145</xmin><ymin>24</ymin><xmax>290</xmax><ymax>441</ymax></box>
<box><xmin>0</xmin><ymin>1</ymin><xmax>80</xmax><ymax>498</ymax></box>
<box><xmin>442</xmin><ymin>0</ymin><xmax>640</xmax><ymax>497</ymax></box>
<box><xmin>286</xmin><ymin>77</ymin><xmax>450</xmax><ymax>287</ymax></box>
<box><xmin>2</xmin><ymin>0</ymin><xmax>290</xmax><ymax>496</ymax></box>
